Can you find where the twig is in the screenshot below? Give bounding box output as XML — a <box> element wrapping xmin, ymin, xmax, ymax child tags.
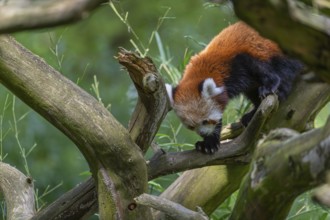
<box><xmin>135</xmin><ymin>193</ymin><xmax>209</xmax><ymax>220</ymax></box>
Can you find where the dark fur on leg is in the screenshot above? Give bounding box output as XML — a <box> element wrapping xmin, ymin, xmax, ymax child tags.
<box><xmin>227</xmin><ymin>53</ymin><xmax>302</xmax><ymax>126</ymax></box>
<box><xmin>195</xmin><ymin>121</ymin><xmax>222</xmax><ymax>154</ymax></box>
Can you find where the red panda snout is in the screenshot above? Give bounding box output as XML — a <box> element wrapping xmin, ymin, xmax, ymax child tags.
<box><xmin>196</xmin><ymin>123</ymin><xmax>217</xmax><ymax>137</ymax></box>
<box><xmin>166</xmin><ymin>79</ymin><xmax>224</xmax><ymax>139</ymax></box>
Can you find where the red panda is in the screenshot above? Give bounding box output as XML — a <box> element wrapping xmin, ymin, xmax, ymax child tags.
<box><xmin>166</xmin><ymin>21</ymin><xmax>302</xmax><ymax>154</ymax></box>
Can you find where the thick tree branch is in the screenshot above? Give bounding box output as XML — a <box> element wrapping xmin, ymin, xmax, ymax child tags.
<box><xmin>230</xmin><ymin>118</ymin><xmax>330</xmax><ymax>220</ymax></box>
<box><xmin>30</xmin><ymin>48</ymin><xmax>172</xmax><ymax>219</ymax></box>
<box><xmin>157</xmin><ymin>79</ymin><xmax>330</xmax><ymax>218</ymax></box>
<box><xmin>0</xmin><ymin>0</ymin><xmax>107</xmax><ymax>33</ymax></box>
<box><xmin>135</xmin><ymin>194</ymin><xmax>209</xmax><ymax>220</ymax></box>
<box><xmin>0</xmin><ymin>36</ymin><xmax>150</xmax><ymax>219</ymax></box>
<box><xmin>32</xmin><ymin>177</ymin><xmax>97</xmax><ymax>220</ymax></box>
<box><xmin>0</xmin><ymin>162</ymin><xmax>35</xmax><ymax>220</ymax></box>
<box><xmin>117</xmin><ymin>48</ymin><xmax>170</xmax><ymax>153</ymax></box>
<box><xmin>147</xmin><ymin>95</ymin><xmax>277</xmax><ymax>180</ymax></box>
<box><xmin>232</xmin><ymin>0</ymin><xmax>330</xmax><ymax>82</ymax></box>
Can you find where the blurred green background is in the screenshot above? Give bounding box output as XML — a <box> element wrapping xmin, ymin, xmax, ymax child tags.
<box><xmin>0</xmin><ymin>0</ymin><xmax>329</xmax><ymax>219</ymax></box>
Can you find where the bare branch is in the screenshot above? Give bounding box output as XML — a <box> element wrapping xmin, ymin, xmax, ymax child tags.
<box><xmin>117</xmin><ymin>48</ymin><xmax>170</xmax><ymax>153</ymax></box>
<box><xmin>0</xmin><ymin>0</ymin><xmax>107</xmax><ymax>33</ymax></box>
<box><xmin>135</xmin><ymin>194</ymin><xmax>209</xmax><ymax>220</ymax></box>
<box><xmin>0</xmin><ymin>162</ymin><xmax>35</xmax><ymax>220</ymax></box>
<box><xmin>230</xmin><ymin>118</ymin><xmax>330</xmax><ymax>219</ymax></box>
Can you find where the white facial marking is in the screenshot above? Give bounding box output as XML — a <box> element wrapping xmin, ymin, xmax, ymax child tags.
<box><xmin>197</xmin><ymin>124</ymin><xmax>215</xmax><ymax>136</ymax></box>
<box><xmin>201</xmin><ymin>78</ymin><xmax>224</xmax><ymax>99</ymax></box>
<box><xmin>209</xmin><ymin>109</ymin><xmax>222</xmax><ymax>121</ymax></box>
<box><xmin>165</xmin><ymin>84</ymin><xmax>174</xmax><ymax>106</ymax></box>
<box><xmin>196</xmin><ymin>108</ymin><xmax>222</xmax><ymax>136</ymax></box>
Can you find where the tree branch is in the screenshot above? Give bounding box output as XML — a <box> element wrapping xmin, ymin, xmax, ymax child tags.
<box><xmin>148</xmin><ymin>95</ymin><xmax>277</xmax><ymax>180</ymax></box>
<box><xmin>135</xmin><ymin>194</ymin><xmax>209</xmax><ymax>220</ymax></box>
<box><xmin>30</xmin><ymin>48</ymin><xmax>172</xmax><ymax>219</ymax></box>
<box><xmin>0</xmin><ymin>162</ymin><xmax>35</xmax><ymax>220</ymax></box>
<box><xmin>232</xmin><ymin>0</ymin><xmax>330</xmax><ymax>82</ymax></box>
<box><xmin>157</xmin><ymin>79</ymin><xmax>330</xmax><ymax>218</ymax></box>
<box><xmin>0</xmin><ymin>36</ymin><xmax>150</xmax><ymax>219</ymax></box>
<box><xmin>117</xmin><ymin>48</ymin><xmax>170</xmax><ymax>153</ymax></box>
<box><xmin>230</xmin><ymin>118</ymin><xmax>330</xmax><ymax>219</ymax></box>
<box><xmin>0</xmin><ymin>0</ymin><xmax>107</xmax><ymax>34</ymax></box>
<box><xmin>32</xmin><ymin>177</ymin><xmax>97</xmax><ymax>220</ymax></box>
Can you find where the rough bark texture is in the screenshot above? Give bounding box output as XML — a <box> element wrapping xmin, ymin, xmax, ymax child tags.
<box><xmin>0</xmin><ymin>162</ymin><xmax>35</xmax><ymax>220</ymax></box>
<box><xmin>232</xmin><ymin>0</ymin><xmax>330</xmax><ymax>82</ymax></box>
<box><xmin>230</xmin><ymin>121</ymin><xmax>330</xmax><ymax>220</ymax></box>
<box><xmin>32</xmin><ymin>178</ymin><xmax>97</xmax><ymax>220</ymax></box>
<box><xmin>0</xmin><ymin>0</ymin><xmax>107</xmax><ymax>33</ymax></box>
<box><xmin>157</xmin><ymin>79</ymin><xmax>330</xmax><ymax>218</ymax></box>
<box><xmin>0</xmin><ymin>36</ymin><xmax>150</xmax><ymax>219</ymax></box>
<box><xmin>15</xmin><ymin>45</ymin><xmax>170</xmax><ymax>219</ymax></box>
<box><xmin>117</xmin><ymin>48</ymin><xmax>170</xmax><ymax>153</ymax></box>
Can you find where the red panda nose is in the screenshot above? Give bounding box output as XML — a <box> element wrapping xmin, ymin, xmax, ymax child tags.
<box><xmin>197</xmin><ymin>126</ymin><xmax>214</xmax><ymax>137</ymax></box>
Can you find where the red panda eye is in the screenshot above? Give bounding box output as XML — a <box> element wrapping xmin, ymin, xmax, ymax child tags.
<box><xmin>202</xmin><ymin>120</ymin><xmax>208</xmax><ymax>125</ymax></box>
<box><xmin>187</xmin><ymin>125</ymin><xmax>195</xmax><ymax>130</ymax></box>
<box><xmin>209</xmin><ymin>120</ymin><xmax>217</xmax><ymax>125</ymax></box>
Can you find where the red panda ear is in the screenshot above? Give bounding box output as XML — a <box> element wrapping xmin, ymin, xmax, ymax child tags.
<box><xmin>165</xmin><ymin>84</ymin><xmax>175</xmax><ymax>106</ymax></box>
<box><xmin>201</xmin><ymin>78</ymin><xmax>224</xmax><ymax>99</ymax></box>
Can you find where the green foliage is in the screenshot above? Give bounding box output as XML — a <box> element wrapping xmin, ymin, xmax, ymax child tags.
<box><xmin>288</xmin><ymin>192</ymin><xmax>330</xmax><ymax>220</ymax></box>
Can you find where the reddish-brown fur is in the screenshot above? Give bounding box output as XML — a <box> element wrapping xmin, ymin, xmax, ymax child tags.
<box><xmin>174</xmin><ymin>22</ymin><xmax>282</xmax><ymax>104</ymax></box>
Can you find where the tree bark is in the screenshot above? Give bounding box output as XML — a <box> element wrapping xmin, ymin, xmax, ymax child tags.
<box><xmin>230</xmin><ymin>120</ymin><xmax>330</xmax><ymax>219</ymax></box>
<box><xmin>157</xmin><ymin>78</ymin><xmax>330</xmax><ymax>218</ymax></box>
<box><xmin>0</xmin><ymin>162</ymin><xmax>35</xmax><ymax>220</ymax></box>
<box><xmin>32</xmin><ymin>177</ymin><xmax>97</xmax><ymax>220</ymax></box>
<box><xmin>232</xmin><ymin>0</ymin><xmax>330</xmax><ymax>82</ymax></box>
<box><xmin>30</xmin><ymin>46</ymin><xmax>171</xmax><ymax>219</ymax></box>
<box><xmin>0</xmin><ymin>0</ymin><xmax>107</xmax><ymax>33</ymax></box>
<box><xmin>0</xmin><ymin>36</ymin><xmax>150</xmax><ymax>219</ymax></box>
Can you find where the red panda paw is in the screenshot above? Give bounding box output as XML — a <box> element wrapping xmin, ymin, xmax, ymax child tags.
<box><xmin>258</xmin><ymin>86</ymin><xmax>277</xmax><ymax>99</ymax></box>
<box><xmin>241</xmin><ymin>108</ymin><xmax>257</xmax><ymax>126</ymax></box>
<box><xmin>258</xmin><ymin>76</ymin><xmax>280</xmax><ymax>99</ymax></box>
<box><xmin>195</xmin><ymin>137</ymin><xmax>220</xmax><ymax>154</ymax></box>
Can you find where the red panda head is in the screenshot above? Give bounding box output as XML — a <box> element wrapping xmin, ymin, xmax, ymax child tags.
<box><xmin>166</xmin><ymin>78</ymin><xmax>227</xmax><ymax>137</ymax></box>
